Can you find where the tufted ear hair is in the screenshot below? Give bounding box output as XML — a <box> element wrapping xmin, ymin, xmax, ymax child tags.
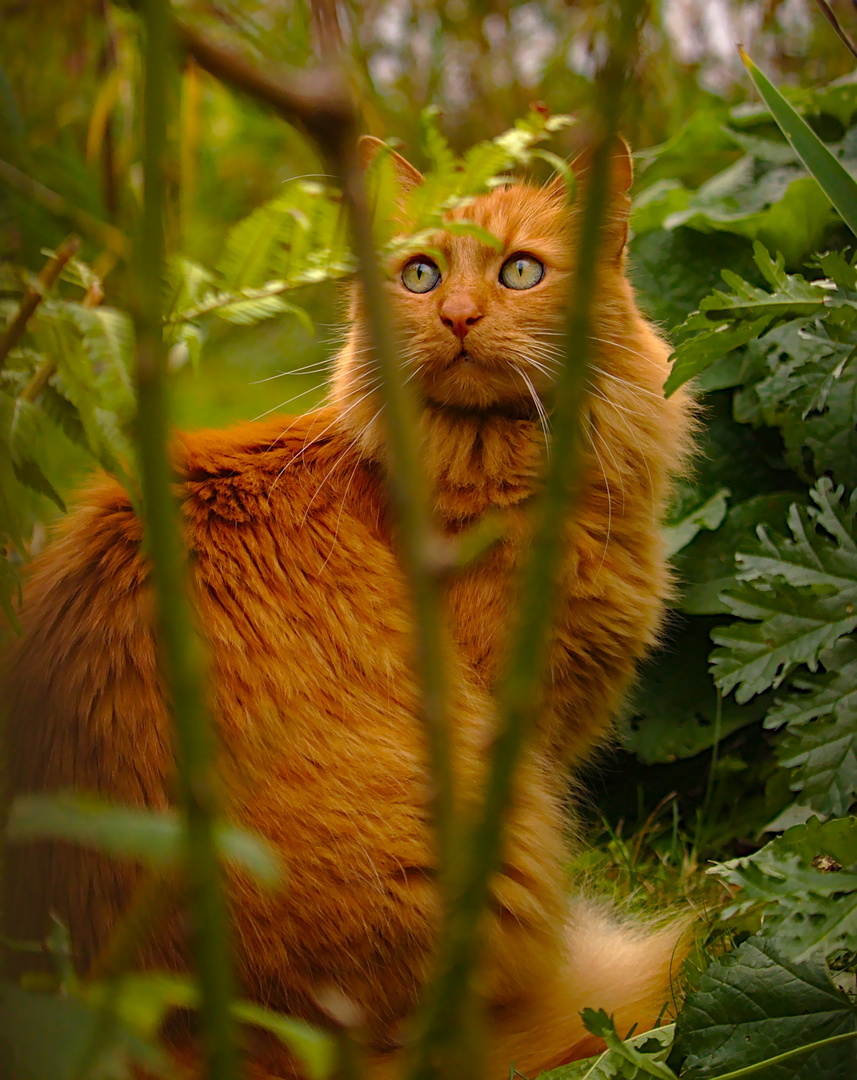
<box><xmin>545</xmin><ymin>135</ymin><xmax>633</xmax><ymax>259</ymax></box>
<box><xmin>569</xmin><ymin>134</ymin><xmax>634</xmax><ymax>193</ymax></box>
<box><xmin>545</xmin><ymin>135</ymin><xmax>633</xmax><ymax>199</ymax></box>
<box><xmin>358</xmin><ymin>136</ymin><xmax>424</xmax><ymax>196</ymax></box>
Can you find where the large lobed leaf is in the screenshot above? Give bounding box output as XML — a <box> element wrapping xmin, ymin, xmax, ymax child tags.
<box><xmin>709</xmin><ymin>816</ymin><xmax>857</xmax><ymax>963</ymax></box>
<box><xmin>675</xmin><ymin>935</ymin><xmax>857</xmax><ymax>1079</ymax></box>
<box><xmin>766</xmin><ymin>637</ymin><xmax>857</xmax><ymax>818</ymax></box>
<box><xmin>665</xmin><ymin>242</ymin><xmax>831</xmax><ymax>396</ymax></box>
<box><xmin>711</xmin><ymin>479</ymin><xmax>857</xmax><ymax>703</ymax></box>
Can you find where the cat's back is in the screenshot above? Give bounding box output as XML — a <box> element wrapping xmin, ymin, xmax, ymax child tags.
<box><xmin>3</xmin><ymin>408</ymin><xmax>435</xmax><ymax>983</ymax></box>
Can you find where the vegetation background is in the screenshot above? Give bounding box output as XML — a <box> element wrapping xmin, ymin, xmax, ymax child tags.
<box><xmin>5</xmin><ymin>1</ymin><xmax>857</xmax><ymax>1078</ymax></box>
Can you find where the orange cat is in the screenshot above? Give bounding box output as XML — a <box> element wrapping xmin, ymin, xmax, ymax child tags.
<box><xmin>3</xmin><ymin>138</ymin><xmax>694</xmax><ymax>1078</ymax></box>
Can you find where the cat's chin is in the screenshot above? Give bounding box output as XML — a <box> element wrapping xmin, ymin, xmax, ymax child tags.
<box><xmin>419</xmin><ymin>354</ymin><xmax>543</xmax><ymax>417</ymax></box>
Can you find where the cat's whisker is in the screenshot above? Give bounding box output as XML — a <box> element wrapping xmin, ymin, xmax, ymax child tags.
<box><xmin>316</xmin><ymin>407</ymin><xmax>384</xmax><ymax>578</ymax></box>
<box><xmin>303</xmin><ymin>429</ymin><xmax>365</xmax><ymax>529</ymax></box>
<box><xmin>590</xmin><ymin>419</ymin><xmax>626</xmax><ymax>513</ymax></box>
<box><xmin>251</xmin><ymin>359</ymin><xmax>334</xmax><ymax>384</ymax></box>
<box><xmin>592</xmin><ymin>366</ymin><xmax>665</xmax><ymax>401</ymax></box>
<box><xmin>517</xmin><ymin>355</ymin><xmax>558</xmax><ymax>382</ymax></box>
<box><xmin>584</xmin><ymin>423</ymin><xmax>612</xmax><ymax>580</ymax></box>
<box><xmin>588</xmin><ymin>335</ymin><xmax>662</xmax><ymax>365</ymax></box>
<box><xmin>512</xmin><ymin>364</ymin><xmax>551</xmax><ymax>457</ymax></box>
<box><xmin>586</xmin><ymin>382</ymin><xmax>656</xmax><ymax>523</ymax></box>
<box><xmin>266</xmin><ymin>380</ymin><xmax>382</xmax><ymax>500</ymax></box>
<box><xmin>584</xmin><ymin>379</ymin><xmax>647</xmax><ymax>420</ymax></box>
<box><xmin>252</xmin><ymin>382</ymin><xmax>329</xmax><ymax>422</ymax></box>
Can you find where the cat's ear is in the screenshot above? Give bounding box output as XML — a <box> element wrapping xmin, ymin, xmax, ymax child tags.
<box><xmin>569</xmin><ymin>135</ymin><xmax>634</xmax><ymax>195</ymax></box>
<box><xmin>358</xmin><ymin>136</ymin><xmax>424</xmax><ymax>195</ymax></box>
<box><xmin>559</xmin><ymin>135</ymin><xmax>633</xmax><ymax>260</ymax></box>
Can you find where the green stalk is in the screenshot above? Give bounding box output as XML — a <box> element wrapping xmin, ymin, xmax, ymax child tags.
<box><xmin>330</xmin><ymin>142</ymin><xmax>457</xmax><ymax>885</ymax></box>
<box><xmin>708</xmin><ymin>1029</ymin><xmax>857</xmax><ymax>1080</ymax></box>
<box><xmin>406</xmin><ymin>6</ymin><xmax>648</xmax><ymax>1078</ymax></box>
<box><xmin>172</xmin><ymin>9</ymin><xmax>457</xmax><ymax>904</ymax></box>
<box><xmin>135</xmin><ymin>3</ymin><xmax>236</xmax><ymax>1079</ymax></box>
<box><xmin>740</xmin><ymin>47</ymin><xmax>857</xmax><ymax>238</ymax></box>
<box><xmin>0</xmin><ymin>235</ymin><xmax>80</xmax><ymax>372</ymax></box>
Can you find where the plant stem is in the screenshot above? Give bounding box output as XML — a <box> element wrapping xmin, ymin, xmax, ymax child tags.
<box><xmin>329</xmin><ymin>138</ymin><xmax>457</xmax><ymax>884</ymax></box>
<box><xmin>812</xmin><ymin>0</ymin><xmax>857</xmax><ymax>62</ymax></box>
<box><xmin>405</xmin><ymin>5</ymin><xmax>648</xmax><ymax>1078</ymax></box>
<box><xmin>0</xmin><ymin>159</ymin><xmax>129</xmax><ymax>258</ymax></box>
<box><xmin>0</xmin><ymin>236</ymin><xmax>79</xmax><ymax>372</ymax></box>
<box><xmin>20</xmin><ymin>279</ymin><xmax>104</xmax><ymax>404</ymax></box>
<box><xmin>172</xmin><ymin>8</ymin><xmax>458</xmax><ymax>896</ymax></box>
<box><xmin>135</xmin><ymin>3</ymin><xmax>237</xmax><ymax>1078</ymax></box>
<box><xmin>708</xmin><ymin>1029</ymin><xmax>857</xmax><ymax>1080</ymax></box>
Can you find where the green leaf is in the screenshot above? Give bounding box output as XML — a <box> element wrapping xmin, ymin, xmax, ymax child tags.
<box><xmin>624</xmin><ymin>616</ymin><xmax>774</xmax><ymax>764</ymax></box>
<box><xmin>83</xmin><ymin>972</ymin><xmax>197</xmax><ymax>1040</ymax></box>
<box><xmin>554</xmin><ymin>1014</ymin><xmax>676</xmax><ymax>1080</ymax></box>
<box><xmin>0</xmin><ymin>980</ymin><xmax>167</xmax><ymax>1080</ymax></box>
<box><xmin>765</xmin><ymin>637</ymin><xmax>857</xmax><ymax>818</ymax></box>
<box><xmin>709</xmin><ymin>817</ymin><xmax>857</xmax><ymax>962</ymax></box>
<box><xmin>675</xmin><ymin>493</ymin><xmax>797</xmax><ymax>616</ymax></box>
<box><xmin>80</xmin><ymin>974</ymin><xmax>335</xmax><ymax>1080</ymax></box>
<box><xmin>675</xmin><ymin>936</ymin><xmax>857</xmax><ymax>1079</ymax></box>
<box><xmin>6</xmin><ymin>397</ymin><xmax>66</xmax><ymax>512</ymax></box>
<box><xmin>34</xmin><ymin>312</ymin><xmax>135</xmax><ymax>487</ymax></box>
<box><xmin>711</xmin><ymin>480</ymin><xmax>857</xmax><ymax>703</ymax></box>
<box><xmin>231</xmin><ymin>1002</ymin><xmax>335</xmax><ymax>1080</ymax></box>
<box><xmin>663</xmin><ymin>487</ymin><xmax>730</xmax><ymax>558</ymax></box>
<box><xmin>665</xmin><ymin>243</ymin><xmax>830</xmax><ymax>396</ymax></box>
<box><xmin>741</xmin><ymin>50</ymin><xmax>857</xmax><ymax>239</ymax></box>
<box><xmin>6</xmin><ymin>792</ymin><xmax>284</xmax><ymax>888</ymax></box>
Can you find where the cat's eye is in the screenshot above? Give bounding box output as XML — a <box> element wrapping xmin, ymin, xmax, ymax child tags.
<box><xmin>500</xmin><ymin>254</ymin><xmax>545</xmax><ymax>290</ymax></box>
<box><xmin>402</xmin><ymin>258</ymin><xmax>441</xmax><ymax>294</ymax></box>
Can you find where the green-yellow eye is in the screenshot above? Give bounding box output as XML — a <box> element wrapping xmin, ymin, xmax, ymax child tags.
<box><xmin>500</xmin><ymin>254</ymin><xmax>545</xmax><ymax>290</ymax></box>
<box><xmin>402</xmin><ymin>258</ymin><xmax>441</xmax><ymax>293</ymax></box>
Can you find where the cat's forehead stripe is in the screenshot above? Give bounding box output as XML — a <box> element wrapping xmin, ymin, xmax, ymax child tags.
<box><xmin>440</xmin><ymin>183</ymin><xmax>571</xmax><ymax>268</ymax></box>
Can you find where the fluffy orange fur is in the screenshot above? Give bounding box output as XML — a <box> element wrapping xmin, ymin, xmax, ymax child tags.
<box><xmin>2</xmin><ymin>138</ymin><xmax>694</xmax><ymax>1078</ymax></box>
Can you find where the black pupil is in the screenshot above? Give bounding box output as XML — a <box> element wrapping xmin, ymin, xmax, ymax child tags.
<box><xmin>516</xmin><ymin>260</ymin><xmax>526</xmax><ymax>277</ymax></box>
<box><xmin>416</xmin><ymin>263</ymin><xmax>429</xmax><ymax>279</ymax></box>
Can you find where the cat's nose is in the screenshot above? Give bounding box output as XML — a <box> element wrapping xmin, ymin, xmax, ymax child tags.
<box><xmin>439</xmin><ymin>294</ymin><xmax>483</xmax><ymax>340</ymax></box>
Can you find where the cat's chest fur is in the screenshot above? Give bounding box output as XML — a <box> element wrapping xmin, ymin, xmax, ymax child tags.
<box><xmin>422</xmin><ymin>406</ymin><xmax>543</xmax><ymax>683</ymax></box>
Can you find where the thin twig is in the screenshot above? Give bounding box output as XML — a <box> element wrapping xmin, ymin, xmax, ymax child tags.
<box><xmin>20</xmin><ymin>279</ymin><xmax>103</xmax><ymax>403</ymax></box>
<box><xmin>0</xmin><ymin>159</ymin><xmax>129</xmax><ymax>258</ymax></box>
<box><xmin>176</xmin><ymin>18</ymin><xmax>353</xmax><ymax>147</ymax></box>
<box><xmin>328</xmin><ymin>140</ymin><xmax>458</xmax><ymax>886</ymax></box>
<box><xmin>405</xmin><ymin>5</ymin><xmax>649</xmax><ymax>1078</ymax></box>
<box><xmin>812</xmin><ymin>0</ymin><xmax>857</xmax><ymax>62</ymax></box>
<box><xmin>135</xmin><ymin>4</ymin><xmax>237</xmax><ymax>1079</ymax></box>
<box><xmin>0</xmin><ymin>236</ymin><xmax>80</xmax><ymax>372</ymax></box>
<box><xmin>176</xmin><ymin>15</ymin><xmax>458</xmax><ymax>898</ymax></box>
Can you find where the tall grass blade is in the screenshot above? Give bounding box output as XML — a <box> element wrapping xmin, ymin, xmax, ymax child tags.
<box><xmin>740</xmin><ymin>48</ymin><xmax>857</xmax><ymax>238</ymax></box>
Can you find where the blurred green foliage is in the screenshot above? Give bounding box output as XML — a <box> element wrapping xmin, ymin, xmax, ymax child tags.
<box><xmin>6</xmin><ymin>2</ymin><xmax>857</xmax><ymax>1078</ymax></box>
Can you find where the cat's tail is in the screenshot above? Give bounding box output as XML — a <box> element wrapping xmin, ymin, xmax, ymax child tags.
<box><xmin>484</xmin><ymin>900</ymin><xmax>691</xmax><ymax>1077</ymax></box>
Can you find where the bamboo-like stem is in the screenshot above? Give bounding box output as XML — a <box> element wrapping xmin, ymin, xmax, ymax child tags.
<box><xmin>0</xmin><ymin>236</ymin><xmax>79</xmax><ymax>372</ymax></box>
<box><xmin>177</xmin><ymin>19</ymin><xmax>352</xmax><ymax>144</ymax></box>
<box><xmin>329</xmin><ymin>140</ymin><xmax>457</xmax><ymax>885</ymax></box>
<box><xmin>405</xmin><ymin>6</ymin><xmax>648</xmax><ymax>1079</ymax></box>
<box><xmin>174</xmin><ymin>14</ymin><xmax>458</xmax><ymax>890</ymax></box>
<box><xmin>135</xmin><ymin>3</ymin><xmax>237</xmax><ymax>1079</ymax></box>
<box><xmin>0</xmin><ymin>160</ymin><xmax>129</xmax><ymax>258</ymax></box>
<box><xmin>812</xmin><ymin>0</ymin><xmax>857</xmax><ymax>62</ymax></box>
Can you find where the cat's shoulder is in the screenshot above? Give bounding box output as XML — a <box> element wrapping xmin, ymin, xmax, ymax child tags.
<box><xmin>176</xmin><ymin>407</ymin><xmax>357</xmax><ymax>526</ymax></box>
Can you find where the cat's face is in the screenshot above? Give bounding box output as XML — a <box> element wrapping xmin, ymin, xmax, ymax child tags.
<box><xmin>387</xmin><ymin>183</ymin><xmax>574</xmax><ymax>416</ymax></box>
<box><xmin>336</xmin><ymin>138</ymin><xmax>633</xmax><ymax>433</ymax></box>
